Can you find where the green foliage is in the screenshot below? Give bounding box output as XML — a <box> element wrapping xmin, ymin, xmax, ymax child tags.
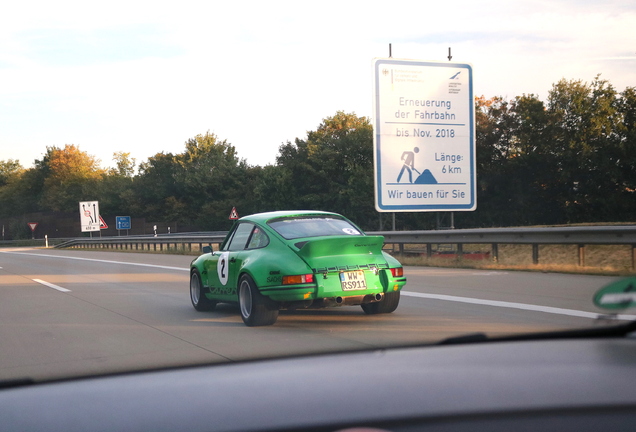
<box><xmin>110</xmin><ymin>152</ymin><xmax>137</xmax><ymax>178</ymax></box>
<box><xmin>469</xmin><ymin>94</ymin><xmax>561</xmax><ymax>226</ymax></box>
<box><xmin>275</xmin><ymin>111</ymin><xmax>377</xmax><ymax>228</ymax></box>
<box><xmin>34</xmin><ymin>144</ymin><xmax>106</xmax><ymax>212</ymax></box>
<box><xmin>0</xmin><ymin>160</ymin><xmax>28</xmax><ymax>218</ymax></box>
<box><xmin>129</xmin><ymin>131</ymin><xmax>247</xmax><ymax>229</ymax></box>
<box><xmin>0</xmin><ymin>167</ymin><xmax>44</xmax><ymax>217</ymax></box>
<box><xmin>546</xmin><ymin>76</ymin><xmax>631</xmax><ymax>222</ymax></box>
<box><xmin>0</xmin><ymin>160</ymin><xmax>24</xmax><ymax>187</ymax></box>
<box><xmin>465</xmin><ymin>77</ymin><xmax>636</xmax><ymax>227</ymax></box>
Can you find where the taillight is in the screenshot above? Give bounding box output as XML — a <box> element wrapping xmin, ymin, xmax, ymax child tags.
<box><xmin>390</xmin><ymin>267</ymin><xmax>404</xmax><ymax>277</ymax></box>
<box><xmin>282</xmin><ymin>274</ymin><xmax>315</xmax><ymax>285</ymax></box>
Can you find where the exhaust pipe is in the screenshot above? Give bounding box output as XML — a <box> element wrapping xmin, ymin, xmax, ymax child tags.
<box><xmin>322</xmin><ymin>293</ymin><xmax>384</xmax><ymax>307</ymax></box>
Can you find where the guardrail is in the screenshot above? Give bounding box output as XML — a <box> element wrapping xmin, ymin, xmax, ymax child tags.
<box><xmin>375</xmin><ymin>225</ymin><xmax>636</xmax><ymax>268</ymax></box>
<box><xmin>54</xmin><ymin>233</ymin><xmax>228</xmax><ymax>253</ymax></box>
<box><xmin>52</xmin><ymin>226</ymin><xmax>636</xmax><ymax>269</ymax></box>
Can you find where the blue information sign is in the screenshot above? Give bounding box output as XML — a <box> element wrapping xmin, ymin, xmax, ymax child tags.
<box><xmin>116</xmin><ymin>216</ymin><xmax>131</xmax><ymax>230</ymax></box>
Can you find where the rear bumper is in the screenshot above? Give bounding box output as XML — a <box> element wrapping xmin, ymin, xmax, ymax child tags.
<box><xmin>259</xmin><ymin>270</ymin><xmax>406</xmax><ymax>304</ymax></box>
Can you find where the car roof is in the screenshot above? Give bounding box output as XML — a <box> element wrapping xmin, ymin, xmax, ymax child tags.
<box><xmin>238</xmin><ymin>210</ymin><xmax>342</xmax><ymax>224</ymax></box>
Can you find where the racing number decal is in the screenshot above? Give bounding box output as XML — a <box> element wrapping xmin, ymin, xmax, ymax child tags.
<box><xmin>217</xmin><ymin>252</ymin><xmax>230</xmax><ymax>286</ymax></box>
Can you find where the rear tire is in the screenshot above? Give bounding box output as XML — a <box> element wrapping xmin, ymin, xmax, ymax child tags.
<box><xmin>361</xmin><ymin>291</ymin><xmax>400</xmax><ymax>315</ymax></box>
<box><xmin>238</xmin><ymin>274</ymin><xmax>279</xmax><ymax>326</ymax></box>
<box><xmin>190</xmin><ymin>270</ymin><xmax>217</xmax><ymax>311</ymax></box>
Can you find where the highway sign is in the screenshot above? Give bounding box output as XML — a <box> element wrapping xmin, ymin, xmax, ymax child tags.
<box><xmin>79</xmin><ymin>201</ymin><xmax>100</xmax><ymax>232</ymax></box>
<box><xmin>116</xmin><ymin>216</ymin><xmax>131</xmax><ymax>230</ymax></box>
<box><xmin>373</xmin><ymin>58</ymin><xmax>476</xmax><ymax>212</ymax></box>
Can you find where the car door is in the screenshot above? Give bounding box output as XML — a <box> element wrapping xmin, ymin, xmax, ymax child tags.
<box><xmin>206</xmin><ymin>222</ymin><xmax>255</xmax><ymax>301</ymax></box>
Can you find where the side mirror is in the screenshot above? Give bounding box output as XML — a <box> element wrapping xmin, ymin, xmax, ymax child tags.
<box><xmin>202</xmin><ymin>245</ymin><xmax>212</xmax><ymax>254</ymax></box>
<box><xmin>594</xmin><ymin>277</ymin><xmax>636</xmax><ymax>310</ymax></box>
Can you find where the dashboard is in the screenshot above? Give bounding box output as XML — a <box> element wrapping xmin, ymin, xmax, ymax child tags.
<box><xmin>2</xmin><ymin>334</ymin><xmax>636</xmax><ymax>431</ymax></box>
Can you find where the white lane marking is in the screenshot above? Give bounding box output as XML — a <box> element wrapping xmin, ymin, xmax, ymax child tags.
<box><xmin>402</xmin><ymin>291</ymin><xmax>636</xmax><ymax>321</ymax></box>
<box><xmin>32</xmin><ymin>278</ymin><xmax>71</xmax><ymax>293</ymax></box>
<box><xmin>6</xmin><ymin>251</ymin><xmax>634</xmax><ymax>321</ymax></box>
<box><xmin>0</xmin><ymin>251</ymin><xmax>189</xmax><ymax>272</ymax></box>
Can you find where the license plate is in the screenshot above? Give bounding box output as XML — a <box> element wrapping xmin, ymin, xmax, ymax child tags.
<box><xmin>339</xmin><ymin>271</ymin><xmax>367</xmax><ymax>291</ymax></box>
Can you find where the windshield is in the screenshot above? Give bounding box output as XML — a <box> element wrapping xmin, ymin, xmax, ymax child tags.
<box><xmin>0</xmin><ymin>1</ymin><xmax>634</xmax><ymax>387</ymax></box>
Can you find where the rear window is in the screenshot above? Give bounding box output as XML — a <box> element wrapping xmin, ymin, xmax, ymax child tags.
<box><xmin>268</xmin><ymin>216</ymin><xmax>362</xmax><ymax>240</ymax></box>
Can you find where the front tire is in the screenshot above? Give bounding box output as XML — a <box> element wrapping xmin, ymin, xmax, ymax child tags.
<box><xmin>361</xmin><ymin>291</ymin><xmax>400</xmax><ymax>315</ymax></box>
<box><xmin>238</xmin><ymin>274</ymin><xmax>279</xmax><ymax>326</ymax></box>
<box><xmin>190</xmin><ymin>270</ymin><xmax>217</xmax><ymax>311</ymax></box>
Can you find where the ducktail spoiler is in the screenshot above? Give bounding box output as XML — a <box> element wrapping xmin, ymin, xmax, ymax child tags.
<box><xmin>293</xmin><ymin>235</ymin><xmax>387</xmax><ymax>270</ymax></box>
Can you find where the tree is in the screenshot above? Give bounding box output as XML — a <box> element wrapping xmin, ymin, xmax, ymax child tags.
<box><xmin>0</xmin><ymin>160</ymin><xmax>29</xmax><ymax>218</ymax></box>
<box><xmin>470</xmin><ymin>96</ymin><xmax>524</xmax><ymax>226</ymax></box>
<box><xmin>95</xmin><ymin>153</ymin><xmax>138</xmax><ymax>215</ymax></box>
<box><xmin>133</xmin><ymin>152</ymin><xmax>182</xmax><ymax>220</ymax></box>
<box><xmin>470</xmin><ymin>94</ymin><xmax>559</xmax><ymax>226</ymax></box>
<box><xmin>33</xmin><ymin>144</ymin><xmax>106</xmax><ymax>212</ymax></box>
<box><xmin>131</xmin><ymin>131</ymin><xmax>249</xmax><ymax>229</ymax></box>
<box><xmin>110</xmin><ymin>152</ymin><xmax>137</xmax><ymax>178</ymax></box>
<box><xmin>547</xmin><ymin>76</ymin><xmax>624</xmax><ymax>222</ymax></box>
<box><xmin>614</xmin><ymin>86</ymin><xmax>636</xmax><ymax>218</ymax></box>
<box><xmin>275</xmin><ymin>111</ymin><xmax>376</xmax><ymax>228</ymax></box>
<box><xmin>0</xmin><ymin>159</ymin><xmax>24</xmax><ymax>187</ymax></box>
<box><xmin>177</xmin><ymin>131</ymin><xmax>247</xmax><ymax>228</ymax></box>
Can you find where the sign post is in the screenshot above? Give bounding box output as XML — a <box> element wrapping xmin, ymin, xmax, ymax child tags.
<box><xmin>28</xmin><ymin>222</ymin><xmax>38</xmax><ymax>239</ymax></box>
<box><xmin>79</xmin><ymin>201</ymin><xmax>100</xmax><ymax>234</ymax></box>
<box><xmin>372</xmin><ymin>58</ymin><xmax>476</xmax><ymax>212</ymax></box>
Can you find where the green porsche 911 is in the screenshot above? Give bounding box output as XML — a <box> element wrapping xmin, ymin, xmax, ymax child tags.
<box><xmin>190</xmin><ymin>210</ymin><xmax>407</xmax><ymax>326</ymax></box>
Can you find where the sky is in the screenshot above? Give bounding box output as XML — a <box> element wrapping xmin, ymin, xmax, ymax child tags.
<box><xmin>1</xmin><ymin>0</ymin><xmax>635</xmax><ymax>169</ymax></box>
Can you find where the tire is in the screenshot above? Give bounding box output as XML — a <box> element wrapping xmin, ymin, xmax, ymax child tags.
<box><xmin>190</xmin><ymin>269</ymin><xmax>217</xmax><ymax>311</ymax></box>
<box><xmin>238</xmin><ymin>274</ymin><xmax>279</xmax><ymax>326</ymax></box>
<box><xmin>361</xmin><ymin>291</ymin><xmax>400</xmax><ymax>315</ymax></box>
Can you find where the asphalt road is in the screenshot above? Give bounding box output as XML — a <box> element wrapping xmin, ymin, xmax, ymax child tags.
<box><xmin>0</xmin><ymin>248</ymin><xmax>627</xmax><ymax>382</ymax></box>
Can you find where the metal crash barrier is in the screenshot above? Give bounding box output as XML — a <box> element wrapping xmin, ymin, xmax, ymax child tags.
<box><xmin>50</xmin><ymin>226</ymin><xmax>636</xmax><ymax>270</ymax></box>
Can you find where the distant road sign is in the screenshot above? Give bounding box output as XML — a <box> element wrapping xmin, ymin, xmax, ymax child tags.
<box><xmin>116</xmin><ymin>216</ymin><xmax>131</xmax><ymax>230</ymax></box>
<box><xmin>28</xmin><ymin>222</ymin><xmax>38</xmax><ymax>232</ymax></box>
<box><xmin>229</xmin><ymin>207</ymin><xmax>239</xmax><ymax>220</ymax></box>
<box><xmin>99</xmin><ymin>216</ymin><xmax>108</xmax><ymax>229</ymax></box>
<box><xmin>79</xmin><ymin>201</ymin><xmax>100</xmax><ymax>232</ymax></box>
<box><xmin>373</xmin><ymin>58</ymin><xmax>476</xmax><ymax>212</ymax></box>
